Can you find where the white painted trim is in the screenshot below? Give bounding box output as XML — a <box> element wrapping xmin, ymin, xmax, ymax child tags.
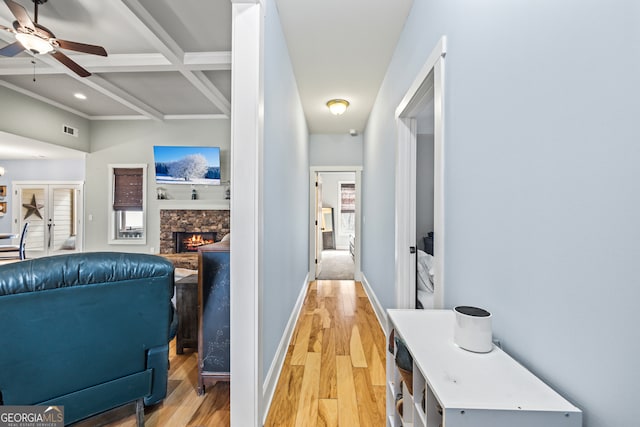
<box><xmin>183</xmin><ymin>51</ymin><xmax>232</xmax><ymax>70</ymax></box>
<box><xmin>395</xmin><ymin>36</ymin><xmax>447</xmax><ymax>310</ymax></box>
<box><xmin>11</xmin><ymin>181</ymin><xmax>85</xmax><ymax>256</ymax></box>
<box><xmin>163</xmin><ymin>114</ymin><xmax>229</xmax><ymax>120</ymax></box>
<box><xmin>156</xmin><ymin>200</ymin><xmax>230</xmax><ymax>210</ymax></box>
<box><xmin>262</xmin><ymin>273</ymin><xmax>310</xmax><ymax>425</ymax></box>
<box><xmin>230</xmin><ymin>1</ymin><xmax>264</xmax><ymax>426</ymax></box>
<box><xmin>395</xmin><ymin>117</ymin><xmax>417</xmax><ymax>309</ymax></box>
<box><xmin>361</xmin><ymin>273</ymin><xmax>388</xmax><ymax>336</ymax></box>
<box><xmin>309</xmin><ymin>166</ymin><xmax>363</xmax><ymax>280</ymax></box>
<box><xmin>89</xmin><ymin>116</ymin><xmax>151</xmax><ymax>121</ymax></box>
<box><xmin>107</xmin><ymin>164</ymin><xmax>148</xmax><ymax>246</ymax></box>
<box><xmin>395</xmin><ymin>36</ymin><xmax>447</xmax><ymax>119</ymax></box>
<box><xmin>432</xmin><ymin>56</ymin><xmax>446</xmax><ymax>309</ymax></box>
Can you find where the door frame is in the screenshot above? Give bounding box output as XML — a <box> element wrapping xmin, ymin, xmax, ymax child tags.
<box><xmin>309</xmin><ymin>166</ymin><xmax>363</xmax><ymax>281</ymax></box>
<box><xmin>395</xmin><ymin>36</ymin><xmax>446</xmax><ymax>309</ymax></box>
<box><xmin>11</xmin><ymin>180</ymin><xmax>84</xmax><ymax>257</ymax></box>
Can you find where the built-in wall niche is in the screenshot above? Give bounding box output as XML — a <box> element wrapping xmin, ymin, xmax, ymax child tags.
<box><xmin>154</xmin><ymin>183</ymin><xmax>229</xmax><ymax>203</ymax></box>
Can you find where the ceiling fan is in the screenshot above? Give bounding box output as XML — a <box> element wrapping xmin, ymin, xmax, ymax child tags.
<box><xmin>0</xmin><ymin>0</ymin><xmax>107</xmax><ymax>77</ymax></box>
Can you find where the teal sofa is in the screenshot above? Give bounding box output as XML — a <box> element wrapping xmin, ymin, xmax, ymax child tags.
<box><xmin>0</xmin><ymin>252</ymin><xmax>176</xmax><ymax>426</ymax></box>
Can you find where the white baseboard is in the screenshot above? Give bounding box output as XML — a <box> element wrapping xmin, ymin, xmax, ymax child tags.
<box><xmin>360</xmin><ymin>273</ymin><xmax>388</xmax><ymax>336</ymax></box>
<box><xmin>262</xmin><ymin>273</ymin><xmax>310</xmax><ymax>424</ymax></box>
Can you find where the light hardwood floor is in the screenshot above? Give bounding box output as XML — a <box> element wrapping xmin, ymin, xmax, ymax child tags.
<box><xmin>265</xmin><ymin>280</ymin><xmax>387</xmax><ymax>427</ymax></box>
<box><xmin>88</xmin><ymin>280</ymin><xmax>385</xmax><ymax>427</ymax></box>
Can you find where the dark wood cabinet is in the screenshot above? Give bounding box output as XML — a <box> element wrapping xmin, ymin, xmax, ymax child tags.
<box><xmin>175</xmin><ymin>274</ymin><xmax>198</xmax><ymax>354</ymax></box>
<box><xmin>197</xmin><ymin>241</ymin><xmax>230</xmax><ymax>395</ymax></box>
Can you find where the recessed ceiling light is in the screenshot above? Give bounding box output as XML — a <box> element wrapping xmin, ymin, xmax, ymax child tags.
<box><xmin>74</xmin><ymin>93</ymin><xmax>87</xmax><ymax>100</ymax></box>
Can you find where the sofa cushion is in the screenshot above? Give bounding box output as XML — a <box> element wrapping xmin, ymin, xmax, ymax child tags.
<box><xmin>0</xmin><ymin>252</ymin><xmax>174</xmax><ymax>296</ymax></box>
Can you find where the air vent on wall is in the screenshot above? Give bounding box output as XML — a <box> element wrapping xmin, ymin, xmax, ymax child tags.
<box><xmin>62</xmin><ymin>125</ymin><xmax>78</xmax><ymax>137</ymax></box>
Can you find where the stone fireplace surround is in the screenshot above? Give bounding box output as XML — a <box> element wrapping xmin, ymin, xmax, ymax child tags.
<box><xmin>159</xmin><ymin>209</ymin><xmax>230</xmax><ymax>255</ymax></box>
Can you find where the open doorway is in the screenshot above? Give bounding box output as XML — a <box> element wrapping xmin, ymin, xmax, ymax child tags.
<box><xmin>317</xmin><ymin>172</ymin><xmax>355</xmax><ymax>279</ymax></box>
<box><xmin>395</xmin><ymin>36</ymin><xmax>446</xmax><ymax>309</ymax></box>
<box><xmin>309</xmin><ymin>167</ymin><xmax>362</xmax><ymax>281</ymax></box>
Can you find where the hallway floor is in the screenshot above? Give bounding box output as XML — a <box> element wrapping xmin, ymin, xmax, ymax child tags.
<box><xmin>265</xmin><ymin>280</ymin><xmax>387</xmax><ymax>426</ymax></box>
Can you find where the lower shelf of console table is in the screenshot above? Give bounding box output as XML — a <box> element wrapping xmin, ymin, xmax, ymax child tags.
<box><xmin>386</xmin><ymin>309</ymin><xmax>582</xmax><ymax>427</ymax></box>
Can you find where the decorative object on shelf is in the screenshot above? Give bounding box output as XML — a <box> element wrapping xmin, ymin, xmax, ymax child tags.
<box><xmin>223</xmin><ymin>181</ymin><xmax>230</xmax><ymax>200</ymax></box>
<box><xmin>453</xmin><ymin>306</ymin><xmax>493</xmax><ymax>353</ymax></box>
<box><xmin>156</xmin><ymin>187</ymin><xmax>168</xmax><ymax>200</ymax></box>
<box><xmin>394</xmin><ymin>335</ymin><xmax>414</xmax><ymax>394</ymax></box>
<box><xmin>0</xmin><ymin>166</ymin><xmax>5</xmax><ymax>176</ymax></box>
<box><xmin>0</xmin><ymin>201</ymin><xmax>6</xmax><ymax>216</ymax></box>
<box><xmin>191</xmin><ymin>187</ymin><xmax>198</xmax><ymax>200</ymax></box>
<box><xmin>0</xmin><ymin>185</ymin><xmax>6</xmax><ymax>198</ymax></box>
<box><xmin>22</xmin><ymin>194</ymin><xmax>44</xmax><ymax>220</ymax></box>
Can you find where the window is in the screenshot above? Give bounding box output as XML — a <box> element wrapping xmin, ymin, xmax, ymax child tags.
<box><xmin>338</xmin><ymin>181</ymin><xmax>355</xmax><ymax>236</ymax></box>
<box><xmin>109</xmin><ymin>164</ymin><xmax>147</xmax><ymax>244</ymax></box>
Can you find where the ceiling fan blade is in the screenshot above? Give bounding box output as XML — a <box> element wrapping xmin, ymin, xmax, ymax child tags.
<box><xmin>4</xmin><ymin>0</ymin><xmax>35</xmax><ymax>31</ymax></box>
<box><xmin>0</xmin><ymin>41</ymin><xmax>23</xmax><ymax>57</ymax></box>
<box><xmin>55</xmin><ymin>39</ymin><xmax>107</xmax><ymax>57</ymax></box>
<box><xmin>0</xmin><ymin>23</ymin><xmax>13</xmax><ymax>32</ymax></box>
<box><xmin>51</xmin><ymin>50</ymin><xmax>91</xmax><ymax>77</ymax></box>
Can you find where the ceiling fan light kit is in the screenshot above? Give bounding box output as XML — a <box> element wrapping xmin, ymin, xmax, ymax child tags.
<box><xmin>15</xmin><ymin>31</ymin><xmax>52</xmax><ymax>54</ymax></box>
<box><xmin>0</xmin><ymin>0</ymin><xmax>107</xmax><ymax>77</ymax></box>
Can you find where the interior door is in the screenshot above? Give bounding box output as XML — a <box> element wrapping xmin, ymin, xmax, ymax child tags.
<box><xmin>13</xmin><ymin>183</ymin><xmax>83</xmax><ymax>258</ymax></box>
<box><xmin>315</xmin><ymin>174</ymin><xmax>323</xmax><ymax>278</ymax></box>
<box><xmin>47</xmin><ymin>185</ymin><xmax>82</xmax><ymax>255</ymax></box>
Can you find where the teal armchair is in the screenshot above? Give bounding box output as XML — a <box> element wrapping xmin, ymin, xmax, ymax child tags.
<box><xmin>0</xmin><ymin>252</ymin><xmax>176</xmax><ymax>426</ymax></box>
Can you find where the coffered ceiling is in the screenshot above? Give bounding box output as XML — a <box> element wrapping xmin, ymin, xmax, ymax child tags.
<box><xmin>0</xmin><ymin>0</ymin><xmax>412</xmax><ymax>139</ymax></box>
<box><xmin>0</xmin><ymin>0</ymin><xmax>232</xmax><ymax>121</ymax></box>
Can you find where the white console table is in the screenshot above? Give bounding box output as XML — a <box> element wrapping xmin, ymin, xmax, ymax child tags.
<box><xmin>386</xmin><ymin>309</ymin><xmax>582</xmax><ymax>427</ymax></box>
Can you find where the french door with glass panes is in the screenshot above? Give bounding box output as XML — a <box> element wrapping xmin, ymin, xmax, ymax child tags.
<box><xmin>12</xmin><ymin>182</ymin><xmax>83</xmax><ymax>258</ymax></box>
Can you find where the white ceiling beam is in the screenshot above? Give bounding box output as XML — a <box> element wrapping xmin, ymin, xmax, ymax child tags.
<box><xmin>0</xmin><ymin>52</ymin><xmax>231</xmax><ymax>75</ymax></box>
<box><xmin>31</xmin><ymin>52</ymin><xmax>164</xmax><ymax>121</ymax></box>
<box><xmin>0</xmin><ymin>26</ymin><xmax>163</xmax><ymax>120</ymax></box>
<box><xmin>184</xmin><ymin>52</ymin><xmax>232</xmax><ymax>71</ymax></box>
<box><xmin>117</xmin><ymin>0</ymin><xmax>231</xmax><ymax>116</ymax></box>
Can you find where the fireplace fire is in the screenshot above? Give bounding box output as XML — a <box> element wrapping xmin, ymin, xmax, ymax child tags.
<box><xmin>174</xmin><ymin>232</ymin><xmax>217</xmax><ymax>253</ymax></box>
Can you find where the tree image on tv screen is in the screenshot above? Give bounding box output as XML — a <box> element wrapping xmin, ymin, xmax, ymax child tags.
<box><xmin>154</xmin><ymin>146</ymin><xmax>221</xmax><ymax>184</ymax></box>
<box><xmin>167</xmin><ymin>154</ymin><xmax>209</xmax><ymax>181</ymax></box>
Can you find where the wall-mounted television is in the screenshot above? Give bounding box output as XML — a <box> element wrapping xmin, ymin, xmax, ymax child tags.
<box><xmin>153</xmin><ymin>145</ymin><xmax>221</xmax><ymax>185</ymax></box>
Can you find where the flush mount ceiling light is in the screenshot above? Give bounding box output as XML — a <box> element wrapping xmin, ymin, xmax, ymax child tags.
<box><xmin>74</xmin><ymin>93</ymin><xmax>87</xmax><ymax>100</ymax></box>
<box><xmin>326</xmin><ymin>99</ymin><xmax>350</xmax><ymax>115</ymax></box>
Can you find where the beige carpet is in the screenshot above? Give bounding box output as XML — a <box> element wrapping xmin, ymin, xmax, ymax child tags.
<box><xmin>317</xmin><ymin>250</ymin><xmax>354</xmax><ymax>280</ymax></box>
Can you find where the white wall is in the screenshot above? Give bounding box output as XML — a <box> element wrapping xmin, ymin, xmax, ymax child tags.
<box><xmin>261</xmin><ymin>0</ymin><xmax>309</xmax><ymax>384</ymax></box>
<box><xmin>320</xmin><ymin>172</ymin><xmax>355</xmax><ymax>250</ymax></box>
<box><xmin>362</xmin><ymin>1</ymin><xmax>639</xmax><ymax>426</ymax></box>
<box><xmin>310</xmin><ymin>133</ymin><xmax>362</xmax><ymax>166</ymax></box>
<box><xmin>85</xmin><ymin>119</ymin><xmax>230</xmax><ymax>253</ymax></box>
<box><xmin>0</xmin><ymin>86</ymin><xmax>90</xmax><ymax>151</ymax></box>
<box><xmin>416</xmin><ymin>133</ymin><xmax>434</xmax><ymax>249</ymax></box>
